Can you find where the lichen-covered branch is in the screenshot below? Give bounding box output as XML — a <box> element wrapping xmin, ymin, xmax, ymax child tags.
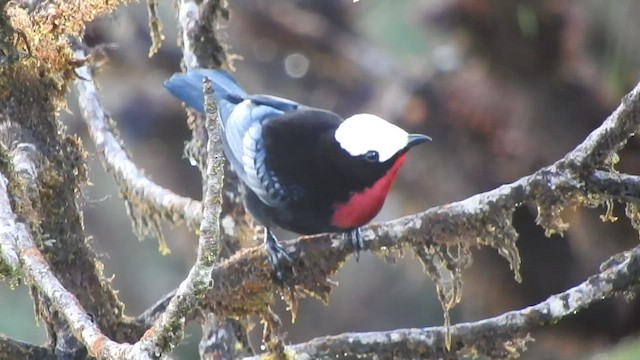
<box><xmin>0</xmin><ymin>63</ymin><xmax>231</xmax><ymax>360</ymax></box>
<box><xmin>176</xmin><ymin>0</ymin><xmax>257</xmax><ymax>357</ymax></box>
<box><xmin>242</xmin><ymin>243</ymin><xmax>640</xmax><ymax>359</ymax></box>
<box><xmin>128</xmin><ymin>81</ymin><xmax>640</xmax><ymax>326</ymax></box>
<box><xmin>175</xmin><ymin>0</ymin><xmax>254</xmax><ymax>257</ymax></box>
<box><xmin>0</xmin><ymin>172</ymin><xmax>130</xmax><ymax>359</ymax></box>
<box><xmin>182</xmin><ymin>165</ymin><xmax>636</xmax><ymax>312</ymax></box>
<box><xmin>0</xmin><ymin>336</ymin><xmax>56</xmax><ymax>360</ymax></box>
<box><xmin>128</xmin><ymin>78</ymin><xmax>226</xmax><ymax>358</ymax></box>
<box><xmin>188</xmin><ymin>79</ymin><xmax>640</xmax><ymax>345</ymax></box>
<box><xmin>1</xmin><ymin>56</ymin><xmax>125</xmax><ymax>356</ymax></box>
<box><xmin>178</xmin><ymin>0</ymin><xmax>229</xmax><ymax>70</ymax></box>
<box><xmin>74</xmin><ymin>46</ymin><xmax>203</xmax><ymax>248</ymax></box>
<box><xmin>587</xmin><ymin>170</ymin><xmax>640</xmax><ymax>203</ymax></box>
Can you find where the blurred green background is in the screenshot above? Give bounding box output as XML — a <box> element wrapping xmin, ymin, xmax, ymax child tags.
<box><xmin>3</xmin><ymin>0</ymin><xmax>640</xmax><ymax>359</ymax></box>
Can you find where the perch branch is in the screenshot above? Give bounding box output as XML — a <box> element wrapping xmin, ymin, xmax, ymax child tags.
<box><xmin>74</xmin><ymin>48</ymin><xmax>202</xmax><ymax>230</ymax></box>
<box><xmin>588</xmin><ymin>171</ymin><xmax>640</xmax><ymax>203</ymax></box>
<box><xmin>135</xmin><ymin>164</ymin><xmax>640</xmax><ymax>331</ymax></box>
<box><xmin>242</xmin><ymin>243</ymin><xmax>640</xmax><ymax>359</ymax></box>
<box><xmin>191</xmin><ymin>164</ymin><xmax>640</xmax><ymax>310</ymax></box>
<box><xmin>133</xmin><ymin>80</ymin><xmax>640</xmax><ymax>350</ymax></box>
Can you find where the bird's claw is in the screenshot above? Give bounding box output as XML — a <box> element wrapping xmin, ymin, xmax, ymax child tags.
<box><xmin>347</xmin><ymin>227</ymin><xmax>364</xmax><ymax>262</ymax></box>
<box><xmin>264</xmin><ymin>229</ymin><xmax>293</xmax><ymax>282</ymax></box>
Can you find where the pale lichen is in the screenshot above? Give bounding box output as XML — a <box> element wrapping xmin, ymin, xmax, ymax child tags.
<box><xmin>414</xmin><ymin>242</ymin><xmax>472</xmax><ymax>349</ymax></box>
<box><xmin>626</xmin><ymin>203</ymin><xmax>640</xmax><ymax>236</ymax></box>
<box><xmin>146</xmin><ymin>0</ymin><xmax>164</xmax><ymax>57</ymax></box>
<box><xmin>478</xmin><ymin>207</ymin><xmax>521</xmax><ymax>282</ymax></box>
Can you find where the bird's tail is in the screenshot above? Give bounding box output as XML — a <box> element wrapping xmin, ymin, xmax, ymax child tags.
<box><xmin>164</xmin><ymin>69</ymin><xmax>247</xmax><ymax>122</ymax></box>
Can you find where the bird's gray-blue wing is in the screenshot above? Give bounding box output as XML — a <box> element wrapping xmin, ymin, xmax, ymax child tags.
<box><xmin>164</xmin><ymin>69</ymin><xmax>247</xmax><ymax>117</ymax></box>
<box><xmin>165</xmin><ymin>69</ymin><xmax>305</xmax><ymax>207</ymax></box>
<box><xmin>224</xmin><ymin>100</ymin><xmax>300</xmax><ymax>208</ymax></box>
<box><xmin>249</xmin><ymin>94</ymin><xmax>301</xmax><ymax>112</ymax></box>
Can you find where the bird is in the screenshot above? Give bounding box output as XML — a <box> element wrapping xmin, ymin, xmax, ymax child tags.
<box><xmin>165</xmin><ymin>69</ymin><xmax>431</xmax><ymax>280</ymax></box>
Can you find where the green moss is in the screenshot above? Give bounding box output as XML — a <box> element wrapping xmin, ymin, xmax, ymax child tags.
<box><xmin>0</xmin><ymin>262</ymin><xmax>21</xmax><ymax>286</ymax></box>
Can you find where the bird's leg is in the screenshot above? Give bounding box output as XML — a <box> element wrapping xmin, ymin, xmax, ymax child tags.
<box><xmin>347</xmin><ymin>227</ymin><xmax>364</xmax><ymax>261</ymax></box>
<box><xmin>263</xmin><ymin>228</ymin><xmax>293</xmax><ymax>281</ymax></box>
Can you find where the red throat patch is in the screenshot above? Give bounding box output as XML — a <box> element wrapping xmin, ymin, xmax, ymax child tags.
<box><xmin>332</xmin><ymin>153</ymin><xmax>408</xmax><ymax>229</ymax></box>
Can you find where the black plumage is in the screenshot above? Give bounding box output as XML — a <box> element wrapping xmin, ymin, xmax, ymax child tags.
<box><xmin>165</xmin><ymin>69</ymin><xmax>429</xmax><ymax>279</ymax></box>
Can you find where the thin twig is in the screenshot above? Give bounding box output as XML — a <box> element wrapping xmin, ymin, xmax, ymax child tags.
<box><xmin>129</xmin><ymin>77</ymin><xmax>225</xmax><ymax>357</ymax></box>
<box><xmin>74</xmin><ymin>48</ymin><xmax>202</xmax><ymax>231</ymax></box>
<box><xmin>176</xmin><ymin>0</ymin><xmax>257</xmax><ymax>357</ymax></box>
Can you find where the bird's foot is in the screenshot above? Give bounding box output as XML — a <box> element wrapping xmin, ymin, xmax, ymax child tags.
<box><xmin>263</xmin><ymin>228</ymin><xmax>293</xmax><ymax>282</ymax></box>
<box><xmin>346</xmin><ymin>227</ymin><xmax>364</xmax><ymax>262</ymax></box>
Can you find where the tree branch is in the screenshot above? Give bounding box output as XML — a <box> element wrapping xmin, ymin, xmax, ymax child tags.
<box><xmin>74</xmin><ymin>46</ymin><xmax>202</xmax><ymax>239</ymax></box>
<box><xmin>186</xmin><ymin>79</ymin><xmax>640</xmax><ymax>352</ymax></box>
<box><xmin>128</xmin><ymin>77</ymin><xmax>226</xmax><ymax>357</ymax></box>
<box><xmin>588</xmin><ymin>171</ymin><xmax>640</xmax><ymax>204</ymax></box>
<box><xmin>130</xmin><ymin>81</ymin><xmax>640</xmax><ymax>332</ymax></box>
<box><xmin>1</xmin><ymin>60</ymin><xmax>229</xmax><ymax>360</ymax></box>
<box><xmin>0</xmin><ymin>336</ymin><xmax>56</xmax><ymax>360</ymax></box>
<box><xmin>242</xmin><ymin>243</ymin><xmax>640</xmax><ymax>359</ymax></box>
<box><xmin>0</xmin><ymin>166</ymin><xmax>130</xmax><ymax>359</ymax></box>
<box><xmin>176</xmin><ymin>0</ymin><xmax>257</xmax><ymax>357</ymax></box>
<box><xmin>1</xmin><ymin>76</ymin><xmax>127</xmax><ymax>354</ymax></box>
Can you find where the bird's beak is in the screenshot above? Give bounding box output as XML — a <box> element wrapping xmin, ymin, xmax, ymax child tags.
<box><xmin>407</xmin><ymin>134</ymin><xmax>432</xmax><ymax>148</ymax></box>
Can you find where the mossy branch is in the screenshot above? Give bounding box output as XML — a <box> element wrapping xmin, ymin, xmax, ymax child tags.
<box><xmin>3</xmin><ymin>0</ymin><xmax>639</xmax><ymax>357</ymax></box>
<box><xmin>0</xmin><ymin>335</ymin><xmax>56</xmax><ymax>360</ymax></box>
<box><xmin>74</xmin><ymin>46</ymin><xmax>203</xmax><ymax>246</ymax></box>
<box><xmin>127</xmin><ymin>77</ymin><xmax>226</xmax><ymax>358</ymax></box>
<box><xmin>2</xmin><ymin>60</ymin><xmax>230</xmax><ymax>360</ymax></box>
<box><xmin>176</xmin><ymin>0</ymin><xmax>257</xmax><ymax>357</ymax></box>
<box><xmin>0</xmin><ymin>158</ymin><xmax>129</xmax><ymax>359</ymax></box>
<box><xmin>134</xmin><ymin>79</ymin><xmax>640</xmax><ymax>358</ymax></box>
<box><xmin>242</xmin><ymin>243</ymin><xmax>640</xmax><ymax>359</ymax></box>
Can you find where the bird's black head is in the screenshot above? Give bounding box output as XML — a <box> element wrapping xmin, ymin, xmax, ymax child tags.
<box><xmin>331</xmin><ymin>113</ymin><xmax>431</xmax><ymax>187</ymax></box>
<box><xmin>314</xmin><ymin>113</ymin><xmax>430</xmax><ymax>229</ymax></box>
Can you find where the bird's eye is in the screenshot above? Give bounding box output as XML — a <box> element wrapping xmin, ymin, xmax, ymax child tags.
<box><xmin>364</xmin><ymin>150</ymin><xmax>379</xmax><ymax>162</ymax></box>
